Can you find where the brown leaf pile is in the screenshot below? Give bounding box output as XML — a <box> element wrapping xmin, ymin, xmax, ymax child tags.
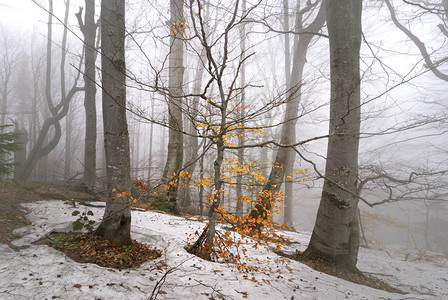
<box><xmin>45</xmin><ymin>233</ymin><xmax>162</xmax><ymax>269</ymax></box>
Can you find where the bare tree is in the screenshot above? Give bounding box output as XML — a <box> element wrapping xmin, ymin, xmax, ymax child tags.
<box><xmin>162</xmin><ymin>0</ymin><xmax>185</xmax><ymax>210</ymax></box>
<box><xmin>235</xmin><ymin>0</ymin><xmax>247</xmax><ymax>219</ymax></box>
<box><xmin>15</xmin><ymin>0</ymin><xmax>83</xmax><ymax>182</ymax></box>
<box><xmin>94</xmin><ymin>0</ymin><xmax>132</xmax><ymax>246</ymax></box>
<box><xmin>0</xmin><ymin>24</ymin><xmax>22</xmax><ymax>127</ymax></box>
<box><xmin>76</xmin><ymin>0</ymin><xmax>99</xmax><ymax>190</ymax></box>
<box><xmin>304</xmin><ymin>0</ymin><xmax>363</xmax><ymax>269</ymax></box>
<box><xmin>249</xmin><ymin>0</ymin><xmax>327</xmax><ymax>223</ymax></box>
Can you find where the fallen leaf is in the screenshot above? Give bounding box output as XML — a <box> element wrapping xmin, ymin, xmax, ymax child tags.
<box><xmin>158</xmin><ymin>290</ymin><xmax>167</xmax><ymax>295</ymax></box>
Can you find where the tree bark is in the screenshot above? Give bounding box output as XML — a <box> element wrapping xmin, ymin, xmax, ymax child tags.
<box><xmin>236</xmin><ymin>0</ymin><xmax>247</xmax><ymax>219</ymax></box>
<box><xmin>162</xmin><ymin>0</ymin><xmax>185</xmax><ymax>209</ymax></box>
<box><xmin>205</xmin><ymin>138</ymin><xmax>225</xmax><ymax>259</ymax></box>
<box><xmin>283</xmin><ymin>0</ymin><xmax>297</xmax><ymax>228</ymax></box>
<box><xmin>95</xmin><ymin>0</ymin><xmax>132</xmax><ymax>246</ymax></box>
<box><xmin>305</xmin><ymin>0</ymin><xmax>362</xmax><ymax>269</ymax></box>
<box><xmin>77</xmin><ymin>0</ymin><xmax>99</xmax><ymax>190</ymax></box>
<box><xmin>179</xmin><ymin>72</ymin><xmax>200</xmax><ymax>210</ymax></box>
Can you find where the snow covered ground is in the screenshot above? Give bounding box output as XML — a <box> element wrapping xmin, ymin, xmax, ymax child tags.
<box><xmin>1</xmin><ymin>200</ymin><xmax>447</xmax><ymax>299</ymax></box>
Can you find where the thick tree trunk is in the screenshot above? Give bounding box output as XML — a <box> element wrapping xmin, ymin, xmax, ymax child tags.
<box><xmin>162</xmin><ymin>0</ymin><xmax>185</xmax><ymax>209</ymax></box>
<box><xmin>305</xmin><ymin>0</ymin><xmax>362</xmax><ymax>269</ymax></box>
<box><xmin>77</xmin><ymin>0</ymin><xmax>98</xmax><ymax>190</ymax></box>
<box><xmin>95</xmin><ymin>0</ymin><xmax>132</xmax><ymax>246</ymax></box>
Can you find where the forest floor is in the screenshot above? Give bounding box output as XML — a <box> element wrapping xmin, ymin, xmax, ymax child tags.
<box><xmin>0</xmin><ymin>181</ymin><xmax>103</xmax><ymax>248</ymax></box>
<box><xmin>1</xmin><ymin>181</ymin><xmax>448</xmax><ymax>299</ymax></box>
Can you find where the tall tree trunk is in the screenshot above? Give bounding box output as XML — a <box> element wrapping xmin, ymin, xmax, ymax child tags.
<box><xmin>305</xmin><ymin>0</ymin><xmax>362</xmax><ymax>269</ymax></box>
<box><xmin>283</xmin><ymin>0</ymin><xmax>291</xmax><ymax>89</ymax></box>
<box><xmin>235</xmin><ymin>0</ymin><xmax>247</xmax><ymax>219</ymax></box>
<box><xmin>179</xmin><ymin>66</ymin><xmax>201</xmax><ymax>209</ymax></box>
<box><xmin>162</xmin><ymin>0</ymin><xmax>185</xmax><ymax>209</ymax></box>
<box><xmin>283</xmin><ymin>0</ymin><xmax>294</xmax><ymax>228</ymax></box>
<box><xmin>179</xmin><ymin>0</ymin><xmax>213</xmax><ymax>211</ymax></box>
<box><xmin>61</xmin><ymin>2</ymin><xmax>70</xmax><ymax>180</ymax></box>
<box><xmin>249</xmin><ymin>0</ymin><xmax>327</xmax><ymax>221</ymax></box>
<box><xmin>206</xmin><ymin>138</ymin><xmax>225</xmax><ymax>259</ymax></box>
<box><xmin>77</xmin><ymin>0</ymin><xmax>98</xmax><ymax>190</ymax></box>
<box><xmin>95</xmin><ymin>0</ymin><xmax>132</xmax><ymax>246</ymax></box>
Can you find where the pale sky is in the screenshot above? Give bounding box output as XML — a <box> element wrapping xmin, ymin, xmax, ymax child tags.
<box><xmin>0</xmin><ymin>0</ymin><xmax>86</xmax><ymax>33</ymax></box>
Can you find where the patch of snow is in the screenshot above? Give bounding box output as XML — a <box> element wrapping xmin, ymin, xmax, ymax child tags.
<box><xmin>0</xmin><ymin>200</ymin><xmax>446</xmax><ymax>299</ymax></box>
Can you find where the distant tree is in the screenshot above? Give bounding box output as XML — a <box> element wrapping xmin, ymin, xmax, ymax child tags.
<box><xmin>16</xmin><ymin>0</ymin><xmax>83</xmax><ymax>181</ymax></box>
<box><xmin>94</xmin><ymin>0</ymin><xmax>132</xmax><ymax>246</ymax></box>
<box><xmin>0</xmin><ymin>24</ymin><xmax>22</xmax><ymax>127</ymax></box>
<box><xmin>76</xmin><ymin>0</ymin><xmax>99</xmax><ymax>190</ymax></box>
<box><xmin>10</xmin><ymin>120</ymin><xmax>28</xmax><ymax>179</ymax></box>
<box><xmin>235</xmin><ymin>0</ymin><xmax>247</xmax><ymax>219</ymax></box>
<box><xmin>161</xmin><ymin>0</ymin><xmax>185</xmax><ymax>211</ymax></box>
<box><xmin>304</xmin><ymin>0</ymin><xmax>363</xmax><ymax>269</ymax></box>
<box><xmin>248</xmin><ymin>0</ymin><xmax>327</xmax><ymax>224</ymax></box>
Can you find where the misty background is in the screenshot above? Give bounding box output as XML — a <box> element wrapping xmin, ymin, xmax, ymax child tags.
<box><xmin>0</xmin><ymin>0</ymin><xmax>447</xmax><ymax>254</ymax></box>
